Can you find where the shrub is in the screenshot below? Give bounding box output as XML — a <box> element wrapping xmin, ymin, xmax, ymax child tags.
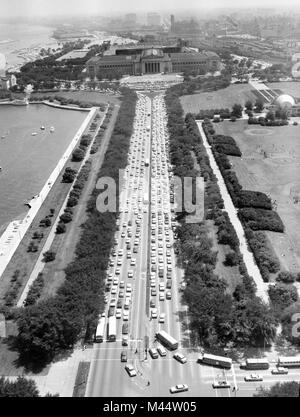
<box><xmin>56</xmin><ymin>222</ymin><xmax>66</xmax><ymax>234</ymax></box>
<box><xmin>43</xmin><ymin>251</ymin><xmax>56</xmax><ymax>263</ymax></box>
<box><xmin>72</xmin><ymin>148</ymin><xmax>85</xmax><ymax>162</ymax></box>
<box><xmin>59</xmin><ymin>213</ymin><xmax>73</xmax><ymax>224</ymax></box>
<box><xmin>67</xmin><ymin>196</ymin><xmax>79</xmax><ymax>208</ymax></box>
<box><xmin>62</xmin><ymin>167</ymin><xmax>77</xmax><ymax>183</ymax></box>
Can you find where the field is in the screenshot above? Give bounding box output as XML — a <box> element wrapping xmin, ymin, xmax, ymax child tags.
<box><xmin>30</xmin><ymin>90</ymin><xmax>120</xmax><ymax>106</ymax></box>
<box><xmin>267</xmin><ymin>82</ymin><xmax>300</xmax><ymax>101</ymax></box>
<box><xmin>214</xmin><ymin>120</ymin><xmax>300</xmax><ymax>276</ymax></box>
<box><xmin>180</xmin><ymin>84</ymin><xmax>258</xmax><ymax>114</ymax></box>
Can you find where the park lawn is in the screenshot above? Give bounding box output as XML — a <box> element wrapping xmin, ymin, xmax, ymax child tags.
<box><xmin>214</xmin><ymin>120</ymin><xmax>300</xmax><ymax>276</ymax></box>
<box><xmin>267</xmin><ymin>82</ymin><xmax>300</xmax><ymax>101</ymax></box>
<box><xmin>31</xmin><ymin>90</ymin><xmax>120</xmax><ymax>106</ymax></box>
<box><xmin>180</xmin><ymin>83</ymin><xmax>257</xmax><ymax>114</ymax></box>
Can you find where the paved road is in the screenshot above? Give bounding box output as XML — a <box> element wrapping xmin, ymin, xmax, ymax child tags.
<box><xmin>85</xmin><ymin>93</ymin><xmax>300</xmax><ymax>398</ymax></box>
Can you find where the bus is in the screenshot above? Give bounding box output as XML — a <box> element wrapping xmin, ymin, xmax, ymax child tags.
<box><xmin>240</xmin><ymin>358</ymin><xmax>269</xmax><ymax>370</ymax></box>
<box><xmin>107</xmin><ymin>316</ymin><xmax>116</xmax><ymax>342</ymax></box>
<box><xmin>198</xmin><ymin>353</ymin><xmax>232</xmax><ymax>369</ymax></box>
<box><xmin>278</xmin><ymin>356</ymin><xmax>300</xmax><ymax>368</ymax></box>
<box><xmin>95</xmin><ymin>317</ymin><xmax>106</xmax><ymax>343</ymax></box>
<box><xmin>156</xmin><ymin>330</ymin><xmax>178</xmax><ymax>350</ymax></box>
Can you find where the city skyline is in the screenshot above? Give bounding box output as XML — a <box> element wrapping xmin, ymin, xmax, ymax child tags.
<box><xmin>1</xmin><ymin>0</ymin><xmax>300</xmax><ymax>17</ymax></box>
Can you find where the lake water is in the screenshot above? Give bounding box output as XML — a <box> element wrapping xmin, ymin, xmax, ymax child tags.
<box><xmin>0</xmin><ymin>23</ymin><xmax>58</xmax><ymax>70</ymax></box>
<box><xmin>0</xmin><ymin>104</ymin><xmax>87</xmax><ymax>233</ymax></box>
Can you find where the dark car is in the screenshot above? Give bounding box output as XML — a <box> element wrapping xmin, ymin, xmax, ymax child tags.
<box><xmin>117</xmin><ymin>300</ymin><xmax>122</xmax><ymax>309</ymax></box>
<box><xmin>108</xmin><ymin>306</ymin><xmax>115</xmax><ymax>317</ymax></box>
<box><xmin>122</xmin><ymin>323</ymin><xmax>129</xmax><ymax>335</ymax></box>
<box><xmin>166</xmin><ymin>280</ymin><xmax>172</xmax><ymax>289</ymax></box>
<box><xmin>121</xmin><ymin>351</ymin><xmax>127</xmax><ymax>362</ymax></box>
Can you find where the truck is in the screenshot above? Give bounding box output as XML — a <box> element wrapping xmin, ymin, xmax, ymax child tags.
<box><xmin>143</xmin><ymin>192</ymin><xmax>149</xmax><ymax>205</ymax></box>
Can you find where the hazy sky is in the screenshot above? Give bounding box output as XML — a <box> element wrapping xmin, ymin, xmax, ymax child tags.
<box><xmin>0</xmin><ymin>0</ymin><xmax>300</xmax><ymax>17</ymax></box>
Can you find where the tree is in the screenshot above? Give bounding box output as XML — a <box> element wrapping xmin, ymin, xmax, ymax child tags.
<box><xmin>59</xmin><ymin>213</ymin><xmax>73</xmax><ymax>224</ymax></box>
<box><xmin>231</xmin><ymin>103</ymin><xmax>243</xmax><ymax>118</ymax></box>
<box><xmin>0</xmin><ymin>376</ymin><xmax>40</xmax><ymax>397</ymax></box>
<box><xmin>56</xmin><ymin>222</ymin><xmax>66</xmax><ymax>234</ymax></box>
<box><xmin>72</xmin><ymin>148</ymin><xmax>85</xmax><ymax>162</ymax></box>
<box><xmin>269</xmin><ymin>283</ymin><xmax>298</xmax><ymax>313</ymax></box>
<box><xmin>43</xmin><ymin>250</ymin><xmax>56</xmax><ymax>263</ymax></box>
<box><xmin>255</xmin><ymin>99</ymin><xmax>264</xmax><ymax>112</ymax></box>
<box><xmin>224</xmin><ymin>252</ymin><xmax>239</xmax><ymax>266</ymax></box>
<box><xmin>245</xmin><ymin>100</ymin><xmax>253</xmax><ymax>111</ymax></box>
<box><xmin>266</xmin><ymin>110</ymin><xmax>275</xmax><ymax>121</ymax></box>
<box><xmin>62</xmin><ymin>167</ymin><xmax>77</xmax><ymax>183</ymax></box>
<box><xmin>254</xmin><ymin>381</ymin><xmax>299</xmax><ymax>397</ymax></box>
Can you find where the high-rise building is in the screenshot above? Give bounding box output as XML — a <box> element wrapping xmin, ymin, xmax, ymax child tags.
<box><xmin>170</xmin><ymin>15</ymin><xmax>175</xmax><ymax>33</ymax></box>
<box><xmin>147</xmin><ymin>12</ymin><xmax>161</xmax><ymax>27</ymax></box>
<box><xmin>125</xmin><ymin>13</ymin><xmax>137</xmax><ymax>26</ymax></box>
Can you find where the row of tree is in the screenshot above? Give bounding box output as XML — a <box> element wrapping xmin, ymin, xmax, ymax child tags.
<box><xmin>165</xmin><ymin>85</ymin><xmax>277</xmax><ymax>348</ymax></box>
<box><xmin>15</xmin><ymin>88</ymin><xmax>137</xmax><ymax>366</ymax></box>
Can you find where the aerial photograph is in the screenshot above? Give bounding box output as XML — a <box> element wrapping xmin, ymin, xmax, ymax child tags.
<box><xmin>1</xmin><ymin>0</ymin><xmax>300</xmax><ymax>402</ymax></box>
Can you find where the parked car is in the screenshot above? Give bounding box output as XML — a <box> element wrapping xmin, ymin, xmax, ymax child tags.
<box><xmin>121</xmin><ymin>351</ymin><xmax>127</xmax><ymax>362</ymax></box>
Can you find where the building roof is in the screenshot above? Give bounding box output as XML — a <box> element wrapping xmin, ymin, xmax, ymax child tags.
<box><xmin>274</xmin><ymin>94</ymin><xmax>296</xmax><ymax>108</ymax></box>
<box><xmin>170</xmin><ymin>51</ymin><xmax>219</xmax><ymax>62</ymax></box>
<box><xmin>141</xmin><ymin>48</ymin><xmax>164</xmax><ymax>58</ymax></box>
<box><xmin>87</xmin><ymin>55</ymin><xmax>135</xmax><ymax>65</ymax></box>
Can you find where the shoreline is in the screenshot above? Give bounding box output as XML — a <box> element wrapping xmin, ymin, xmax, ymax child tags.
<box><xmin>0</xmin><ymin>106</ymin><xmax>97</xmax><ymax>279</ymax></box>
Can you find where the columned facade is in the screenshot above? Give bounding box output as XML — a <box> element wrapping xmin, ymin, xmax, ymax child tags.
<box><xmin>144</xmin><ymin>61</ymin><xmax>161</xmax><ymax>74</ymax></box>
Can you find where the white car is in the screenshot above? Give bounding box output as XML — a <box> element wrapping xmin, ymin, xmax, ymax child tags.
<box><xmin>128</xmin><ymin>270</ymin><xmax>134</xmax><ymax>278</ymax></box>
<box><xmin>125</xmin><ymin>364</ymin><xmax>137</xmax><ymax>377</ymax></box>
<box><xmin>244</xmin><ymin>374</ymin><xmax>263</xmax><ymax>382</ymax></box>
<box><xmin>170</xmin><ymin>384</ymin><xmax>188</xmax><ymax>394</ymax></box>
<box><xmin>159</xmin><ymin>293</ymin><xmax>165</xmax><ymax>301</ymax></box>
<box><xmin>130</xmin><ymin>258</ymin><xmax>136</xmax><ymax>266</ymax></box>
<box><xmin>115</xmin><ymin>268</ymin><xmax>121</xmax><ymax>275</ymax></box>
<box><xmin>111</xmin><ymin>286</ymin><xmax>117</xmax><ymax>295</ymax></box>
<box><xmin>212</xmin><ymin>381</ymin><xmax>231</xmax><ymax>389</ymax></box>
<box><xmin>123</xmin><ymin>311</ymin><xmax>129</xmax><ymax>321</ymax></box>
<box><xmin>173</xmin><ymin>353</ymin><xmax>187</xmax><ymax>364</ymax></box>
<box><xmin>116</xmin><ymin>309</ymin><xmax>122</xmax><ymax>319</ymax></box>
<box><xmin>151</xmin><ymin>308</ymin><xmax>158</xmax><ymax>319</ymax></box>
<box><xmin>271</xmin><ymin>367</ymin><xmax>288</xmax><ymax>375</ymax></box>
<box><xmin>157</xmin><ymin>346</ymin><xmax>167</xmax><ymax>357</ymax></box>
<box><xmin>159</xmin><ymin>313</ymin><xmax>166</xmax><ymax>323</ymax></box>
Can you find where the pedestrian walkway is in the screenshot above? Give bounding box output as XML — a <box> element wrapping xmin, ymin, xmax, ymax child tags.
<box><xmin>197</xmin><ymin>122</ymin><xmax>269</xmax><ymax>304</ymax></box>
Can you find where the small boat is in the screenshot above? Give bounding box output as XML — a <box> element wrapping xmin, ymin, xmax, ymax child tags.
<box><xmin>1</xmin><ymin>136</ymin><xmax>5</xmax><ymax>139</ymax></box>
<box><xmin>50</xmin><ymin>126</ymin><xmax>55</xmax><ymax>133</ymax></box>
<box><xmin>31</xmin><ymin>132</ymin><xmax>37</xmax><ymax>136</ymax></box>
<box><xmin>0</xmin><ymin>167</ymin><xmax>2</xmax><ymax>172</ymax></box>
<box><xmin>40</xmin><ymin>126</ymin><xmax>45</xmax><ymax>130</ymax></box>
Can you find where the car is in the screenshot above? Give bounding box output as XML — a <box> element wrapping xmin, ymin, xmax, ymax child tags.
<box><xmin>169</xmin><ymin>384</ymin><xmax>188</xmax><ymax>394</ymax></box>
<box><xmin>151</xmin><ymin>288</ymin><xmax>157</xmax><ymax>296</ymax></box>
<box><xmin>117</xmin><ymin>299</ymin><xmax>122</xmax><ymax>309</ymax></box>
<box><xmin>108</xmin><ymin>306</ymin><xmax>115</xmax><ymax>317</ymax></box>
<box><xmin>212</xmin><ymin>381</ymin><xmax>231</xmax><ymax>389</ymax></box>
<box><xmin>159</xmin><ymin>283</ymin><xmax>165</xmax><ymax>292</ymax></box>
<box><xmin>115</xmin><ymin>267</ymin><xmax>121</xmax><ymax>275</ymax></box>
<box><xmin>149</xmin><ymin>348</ymin><xmax>159</xmax><ymax>359</ymax></box>
<box><xmin>150</xmin><ymin>299</ymin><xmax>156</xmax><ymax>308</ymax></box>
<box><xmin>117</xmin><ymin>258</ymin><xmax>122</xmax><ymax>266</ymax></box>
<box><xmin>173</xmin><ymin>353</ymin><xmax>187</xmax><ymax>364</ymax></box>
<box><xmin>123</xmin><ymin>311</ymin><xmax>129</xmax><ymax>321</ymax></box>
<box><xmin>110</xmin><ymin>298</ymin><xmax>117</xmax><ymax>307</ymax></box>
<box><xmin>271</xmin><ymin>367</ymin><xmax>288</xmax><ymax>375</ymax></box>
<box><xmin>116</xmin><ymin>309</ymin><xmax>122</xmax><ymax>319</ymax></box>
<box><xmin>166</xmin><ymin>280</ymin><xmax>172</xmax><ymax>289</ymax></box>
<box><xmin>159</xmin><ymin>293</ymin><xmax>165</xmax><ymax>301</ymax></box>
<box><xmin>159</xmin><ymin>313</ymin><xmax>166</xmax><ymax>323</ymax></box>
<box><xmin>125</xmin><ymin>364</ymin><xmax>137</xmax><ymax>377</ymax></box>
<box><xmin>166</xmin><ymin>291</ymin><xmax>172</xmax><ymax>300</ymax></box>
<box><xmin>121</xmin><ymin>232</ymin><xmax>126</xmax><ymax>238</ymax></box>
<box><xmin>113</xmin><ymin>278</ymin><xmax>119</xmax><ymax>286</ymax></box>
<box><xmin>150</xmin><ymin>280</ymin><xmax>156</xmax><ymax>288</ymax></box>
<box><xmin>151</xmin><ymin>308</ymin><xmax>158</xmax><ymax>319</ymax></box>
<box><xmin>121</xmin><ymin>351</ymin><xmax>127</xmax><ymax>362</ymax></box>
<box><xmin>127</xmin><ymin>252</ymin><xmax>132</xmax><ymax>259</ymax></box>
<box><xmin>119</xmin><ymin>281</ymin><xmax>125</xmax><ymax>289</ymax></box>
<box><xmin>130</xmin><ymin>258</ymin><xmax>136</xmax><ymax>266</ymax></box>
<box><xmin>128</xmin><ymin>270</ymin><xmax>134</xmax><ymax>278</ymax></box>
<box><xmin>157</xmin><ymin>346</ymin><xmax>167</xmax><ymax>357</ymax></box>
<box><xmin>244</xmin><ymin>374</ymin><xmax>263</xmax><ymax>382</ymax></box>
<box><xmin>111</xmin><ymin>286</ymin><xmax>117</xmax><ymax>295</ymax></box>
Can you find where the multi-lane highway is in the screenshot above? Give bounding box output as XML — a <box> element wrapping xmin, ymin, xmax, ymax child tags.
<box><xmin>85</xmin><ymin>91</ymin><xmax>300</xmax><ymax>398</ymax></box>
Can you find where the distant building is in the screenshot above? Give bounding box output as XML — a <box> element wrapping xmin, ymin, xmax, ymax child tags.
<box><xmin>125</xmin><ymin>13</ymin><xmax>137</xmax><ymax>26</ymax></box>
<box><xmin>0</xmin><ymin>74</ymin><xmax>16</xmax><ymax>90</ymax></box>
<box><xmin>87</xmin><ymin>45</ymin><xmax>220</xmax><ymax>79</ymax></box>
<box><xmin>268</xmin><ymin>94</ymin><xmax>300</xmax><ymax>116</ymax></box>
<box><xmin>147</xmin><ymin>12</ymin><xmax>161</xmax><ymax>27</ymax></box>
<box><xmin>170</xmin><ymin>15</ymin><xmax>175</xmax><ymax>33</ymax></box>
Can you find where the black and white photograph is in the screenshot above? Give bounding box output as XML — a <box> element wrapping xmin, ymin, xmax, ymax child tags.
<box><xmin>0</xmin><ymin>0</ymin><xmax>300</xmax><ymax>402</ymax></box>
